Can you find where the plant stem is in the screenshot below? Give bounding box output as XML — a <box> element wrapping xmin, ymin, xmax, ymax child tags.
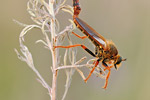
<box><xmin>51</xmin><ymin>50</ymin><xmax>58</xmax><ymax>100</ymax></box>
<box><xmin>49</xmin><ymin>0</ymin><xmax>57</xmax><ymax>100</ymax></box>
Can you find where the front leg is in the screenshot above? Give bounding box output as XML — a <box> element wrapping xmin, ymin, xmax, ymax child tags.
<box><xmin>102</xmin><ymin>59</ymin><xmax>111</xmax><ymax>89</ymax></box>
<box><xmin>84</xmin><ymin>58</ymin><xmax>101</xmax><ymax>82</ymax></box>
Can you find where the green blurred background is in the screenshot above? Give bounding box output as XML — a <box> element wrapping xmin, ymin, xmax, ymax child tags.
<box><xmin>1</xmin><ymin>0</ymin><xmax>150</xmax><ymax>100</ymax></box>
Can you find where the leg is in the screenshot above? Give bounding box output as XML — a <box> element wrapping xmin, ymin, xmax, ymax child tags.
<box><xmin>55</xmin><ymin>44</ymin><xmax>96</xmax><ymax>57</ymax></box>
<box><xmin>72</xmin><ymin>32</ymin><xmax>87</xmax><ymax>39</ymax></box>
<box><xmin>84</xmin><ymin>58</ymin><xmax>100</xmax><ymax>82</ymax></box>
<box><xmin>103</xmin><ymin>67</ymin><xmax>111</xmax><ymax>89</ymax></box>
<box><xmin>102</xmin><ymin>59</ymin><xmax>111</xmax><ymax>89</ymax></box>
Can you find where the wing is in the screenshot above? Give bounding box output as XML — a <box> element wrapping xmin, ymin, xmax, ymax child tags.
<box><xmin>75</xmin><ymin>17</ymin><xmax>107</xmax><ymax>49</ymax></box>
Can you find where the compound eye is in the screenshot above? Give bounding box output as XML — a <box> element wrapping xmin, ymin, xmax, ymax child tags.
<box><xmin>116</xmin><ymin>56</ymin><xmax>122</xmax><ymax>64</ymax></box>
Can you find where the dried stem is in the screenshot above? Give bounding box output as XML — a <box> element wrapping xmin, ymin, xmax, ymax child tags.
<box><xmin>48</xmin><ymin>1</ymin><xmax>57</xmax><ymax>100</ymax></box>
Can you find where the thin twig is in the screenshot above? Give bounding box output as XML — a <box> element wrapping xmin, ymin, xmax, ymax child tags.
<box><xmin>57</xmin><ymin>64</ymin><xmax>93</xmax><ymax>70</ymax></box>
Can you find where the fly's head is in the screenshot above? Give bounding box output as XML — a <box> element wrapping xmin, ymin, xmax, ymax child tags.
<box><xmin>114</xmin><ymin>55</ymin><xmax>126</xmax><ymax>69</ymax></box>
<box><xmin>104</xmin><ymin>40</ymin><xmax>126</xmax><ymax>69</ymax></box>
